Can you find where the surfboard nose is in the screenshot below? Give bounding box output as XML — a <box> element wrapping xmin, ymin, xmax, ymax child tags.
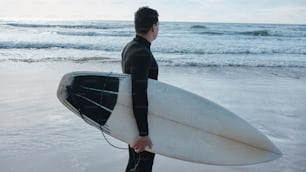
<box><xmin>271</xmin><ymin>142</ymin><xmax>282</xmax><ymax>158</ymax></box>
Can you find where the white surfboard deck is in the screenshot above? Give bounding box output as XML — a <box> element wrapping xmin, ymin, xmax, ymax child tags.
<box><xmin>57</xmin><ymin>71</ymin><xmax>281</xmax><ymax>165</ymax></box>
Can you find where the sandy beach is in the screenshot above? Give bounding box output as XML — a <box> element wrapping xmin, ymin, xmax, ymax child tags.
<box><xmin>1</xmin><ymin>61</ymin><xmax>305</xmax><ymax>171</ymax></box>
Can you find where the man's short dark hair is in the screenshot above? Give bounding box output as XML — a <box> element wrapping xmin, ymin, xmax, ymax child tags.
<box><xmin>134</xmin><ymin>7</ymin><xmax>159</xmax><ymax>34</ymax></box>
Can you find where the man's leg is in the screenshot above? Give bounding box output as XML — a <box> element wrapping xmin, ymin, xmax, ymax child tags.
<box><xmin>126</xmin><ymin>146</ymin><xmax>155</xmax><ymax>172</ymax></box>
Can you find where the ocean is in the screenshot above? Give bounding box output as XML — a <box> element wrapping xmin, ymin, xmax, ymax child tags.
<box><xmin>1</xmin><ymin>20</ymin><xmax>306</xmax><ymax>67</ymax></box>
<box><xmin>0</xmin><ymin>20</ymin><xmax>306</xmax><ymax>171</ymax></box>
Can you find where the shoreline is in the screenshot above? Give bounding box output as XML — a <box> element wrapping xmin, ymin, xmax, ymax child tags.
<box><xmin>1</xmin><ymin>61</ymin><xmax>305</xmax><ymax>171</ymax></box>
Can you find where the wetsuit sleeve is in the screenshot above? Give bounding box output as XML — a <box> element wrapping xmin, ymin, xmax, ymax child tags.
<box><xmin>130</xmin><ymin>50</ymin><xmax>151</xmax><ymax>136</ymax></box>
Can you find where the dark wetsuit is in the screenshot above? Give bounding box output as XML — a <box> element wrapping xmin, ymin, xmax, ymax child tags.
<box><xmin>121</xmin><ymin>35</ymin><xmax>158</xmax><ymax>172</ymax></box>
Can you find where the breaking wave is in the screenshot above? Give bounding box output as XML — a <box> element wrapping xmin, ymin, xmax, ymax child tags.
<box><xmin>1</xmin><ymin>41</ymin><xmax>305</xmax><ymax>55</ymax></box>
<box><xmin>0</xmin><ymin>56</ymin><xmax>120</xmax><ymax>63</ymax></box>
<box><xmin>241</xmin><ymin>30</ymin><xmax>271</xmax><ymax>36</ymax></box>
<box><xmin>0</xmin><ymin>41</ymin><xmax>119</xmax><ymax>51</ymax></box>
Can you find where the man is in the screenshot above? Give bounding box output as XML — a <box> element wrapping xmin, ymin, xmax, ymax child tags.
<box><xmin>121</xmin><ymin>6</ymin><xmax>159</xmax><ymax>172</ymax></box>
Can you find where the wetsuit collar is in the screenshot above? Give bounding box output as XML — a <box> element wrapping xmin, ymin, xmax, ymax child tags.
<box><xmin>135</xmin><ymin>35</ymin><xmax>151</xmax><ymax>49</ymax></box>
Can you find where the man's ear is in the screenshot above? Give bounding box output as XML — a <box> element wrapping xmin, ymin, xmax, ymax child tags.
<box><xmin>151</xmin><ymin>24</ymin><xmax>158</xmax><ymax>33</ymax></box>
<box><xmin>150</xmin><ymin>25</ymin><xmax>155</xmax><ymax>33</ymax></box>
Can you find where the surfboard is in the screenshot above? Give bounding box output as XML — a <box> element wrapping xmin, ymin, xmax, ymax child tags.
<box><xmin>57</xmin><ymin>71</ymin><xmax>281</xmax><ymax>165</ymax></box>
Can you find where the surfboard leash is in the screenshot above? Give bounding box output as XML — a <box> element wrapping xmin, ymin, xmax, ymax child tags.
<box><xmin>99</xmin><ymin>124</ymin><xmax>141</xmax><ymax>171</ymax></box>
<box><xmin>99</xmin><ymin>125</ymin><xmax>128</xmax><ymax>150</ymax></box>
<box><xmin>99</xmin><ymin>73</ymin><xmax>128</xmax><ymax>150</ymax></box>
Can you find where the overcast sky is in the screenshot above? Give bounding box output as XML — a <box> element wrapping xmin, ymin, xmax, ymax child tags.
<box><xmin>0</xmin><ymin>0</ymin><xmax>305</xmax><ymax>24</ymax></box>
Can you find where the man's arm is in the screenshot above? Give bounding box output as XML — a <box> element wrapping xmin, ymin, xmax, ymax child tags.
<box><xmin>130</xmin><ymin>50</ymin><xmax>152</xmax><ymax>136</ymax></box>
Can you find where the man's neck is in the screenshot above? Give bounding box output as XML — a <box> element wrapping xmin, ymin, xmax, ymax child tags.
<box><xmin>137</xmin><ymin>33</ymin><xmax>153</xmax><ymax>43</ymax></box>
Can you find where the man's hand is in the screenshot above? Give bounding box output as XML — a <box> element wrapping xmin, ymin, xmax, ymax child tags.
<box><xmin>131</xmin><ymin>136</ymin><xmax>152</xmax><ymax>153</ymax></box>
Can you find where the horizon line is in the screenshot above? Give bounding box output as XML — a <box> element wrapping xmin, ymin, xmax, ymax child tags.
<box><xmin>0</xmin><ymin>17</ymin><xmax>305</xmax><ymax>25</ymax></box>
